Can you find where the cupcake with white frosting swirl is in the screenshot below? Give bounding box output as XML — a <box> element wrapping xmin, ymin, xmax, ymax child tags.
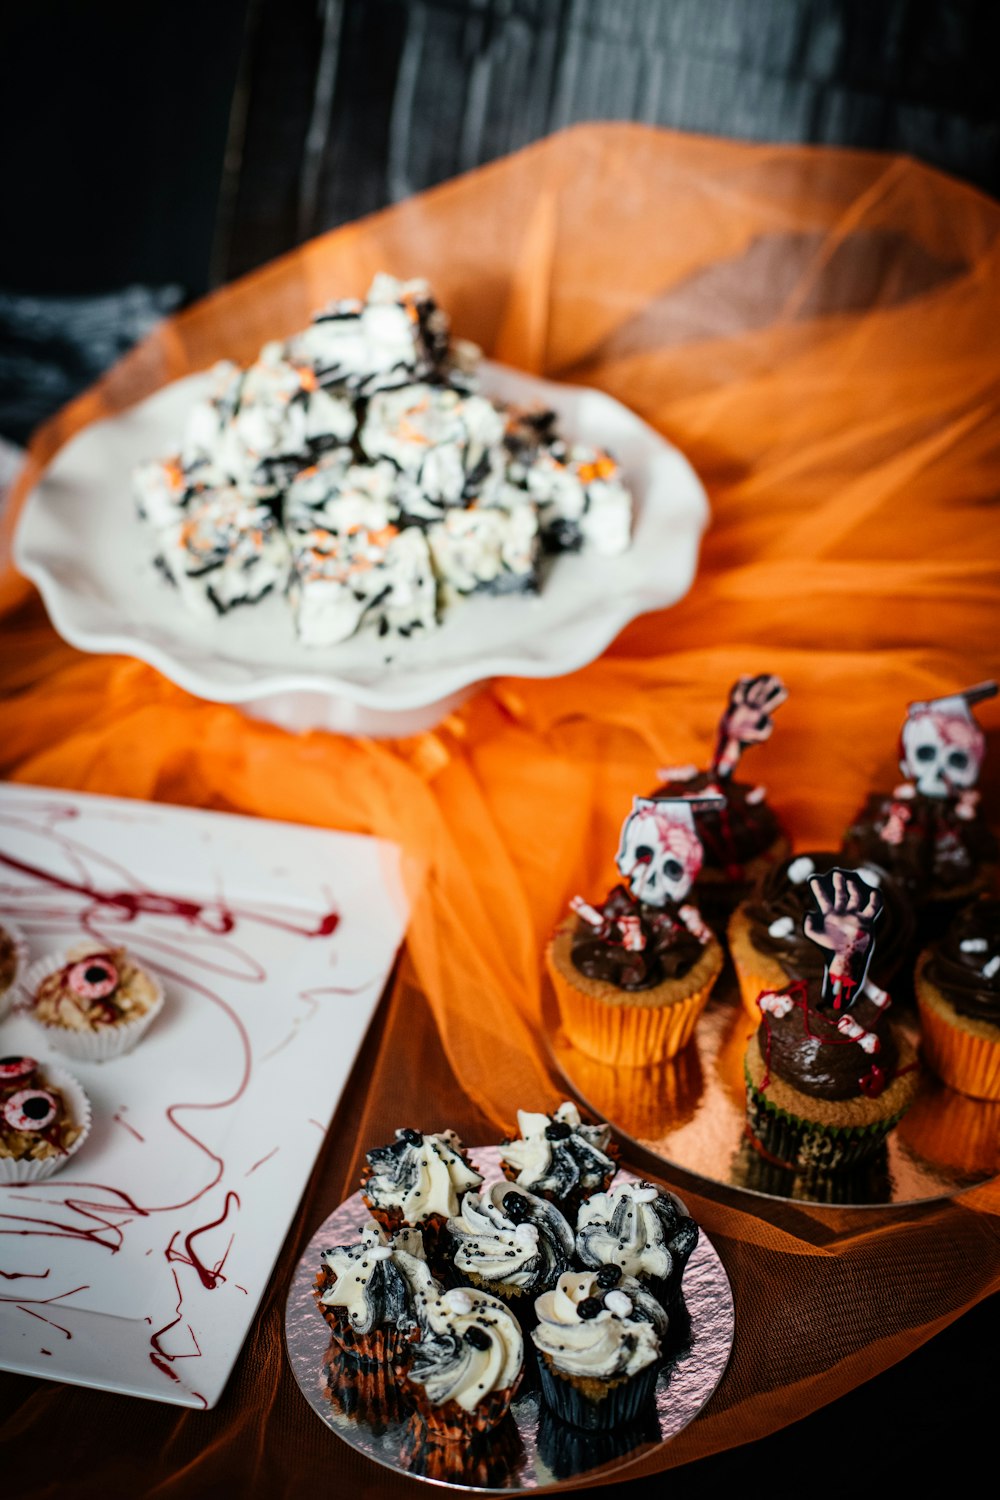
<box><xmin>532</xmin><ymin>1269</ymin><xmax>662</xmax><ymax>1430</ymax></box>
<box><xmin>315</xmin><ymin>1220</ymin><xmax>439</xmax><ymax>1365</ymax></box>
<box><xmin>499</xmin><ymin>1101</ymin><xmax>618</xmax><ymax>1214</ymax></box>
<box><xmin>361</xmin><ymin>1127</ymin><xmax>482</xmax><ymax>1258</ymax></box>
<box><xmin>575</xmin><ymin>1179</ymin><xmax>699</xmax><ymax>1307</ymax></box>
<box><xmin>404</xmin><ymin>1285</ymin><xmax>524</xmax><ymax>1437</ymax></box>
<box><xmin>445</xmin><ymin>1180</ymin><xmax>574</xmax><ymax>1316</ymax></box>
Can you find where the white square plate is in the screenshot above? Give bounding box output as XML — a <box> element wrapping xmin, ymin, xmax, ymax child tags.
<box><xmin>0</xmin><ymin>784</ymin><xmax>411</xmax><ymax>1407</ymax></box>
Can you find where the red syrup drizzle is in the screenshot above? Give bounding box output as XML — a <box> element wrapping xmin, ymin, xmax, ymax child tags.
<box><xmin>18</xmin><ymin>1305</ymin><xmax>72</xmax><ymax>1339</ymax></box>
<box><xmin>150</xmin><ymin>1194</ymin><xmax>239</xmax><ymax>1404</ymax></box>
<box><xmin>244</xmin><ymin>1147</ymin><xmax>279</xmax><ymax>1178</ymax></box>
<box><xmin>755</xmin><ymin>980</ymin><xmax>891</xmax><ymax>1095</ymax></box>
<box><xmin>0</xmin><ymin>798</ymin><xmax>356</xmax><ymax>1402</ymax></box>
<box><xmin>112</xmin><ymin>1109</ymin><xmax>145</xmax><ymax>1143</ymax></box>
<box><xmin>0</xmin><ymin>848</ymin><xmax>340</xmax><ymax>942</ymax></box>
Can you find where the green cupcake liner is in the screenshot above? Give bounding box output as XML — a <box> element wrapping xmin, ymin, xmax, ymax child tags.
<box><xmin>744</xmin><ymin>1069</ymin><xmax>902</xmax><ymax>1173</ymax></box>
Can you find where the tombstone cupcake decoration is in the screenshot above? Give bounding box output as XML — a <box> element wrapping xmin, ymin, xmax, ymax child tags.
<box><xmin>842</xmin><ymin>681</ymin><xmax>998</xmax><ymax>909</ymax></box>
<box><xmin>653</xmin><ymin>673</ymin><xmax>790</xmax><ymax>913</ymax></box>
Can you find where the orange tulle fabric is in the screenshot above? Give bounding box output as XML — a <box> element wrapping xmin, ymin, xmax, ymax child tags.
<box><xmin>2</xmin><ymin>126</ymin><xmax>1000</xmax><ymax>1490</ymax></box>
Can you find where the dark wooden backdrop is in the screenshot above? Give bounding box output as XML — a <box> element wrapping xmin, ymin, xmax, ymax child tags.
<box><xmin>1</xmin><ymin>0</ymin><xmax>998</xmax><ymax>441</ymax></box>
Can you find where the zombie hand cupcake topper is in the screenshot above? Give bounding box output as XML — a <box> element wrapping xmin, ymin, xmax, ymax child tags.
<box><xmin>711</xmin><ymin>673</ymin><xmax>788</xmax><ymax>780</ymax></box>
<box><xmin>899</xmin><ymin>681</ymin><xmax>996</xmax><ymax>799</ymax></box>
<box><xmin>804</xmin><ymin>868</ymin><xmax>883</xmax><ymax>1009</ymax></box>
<box><xmin>614</xmin><ymin>795</ymin><xmax>723</xmax><ymax>909</ymax></box>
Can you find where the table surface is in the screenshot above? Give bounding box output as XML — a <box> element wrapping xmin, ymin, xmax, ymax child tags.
<box><xmin>4</xmin><ymin>969</ymin><xmax>994</xmax><ymax>1497</ymax></box>
<box><xmin>4</xmin><ymin>121</ymin><xmax>1000</xmax><ymax>1495</ymax></box>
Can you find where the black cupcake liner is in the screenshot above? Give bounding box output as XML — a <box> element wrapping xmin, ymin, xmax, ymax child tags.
<box><xmin>537</xmin><ymin>1355</ymin><xmax>658</xmax><ymax>1432</ymax></box>
<box><xmin>536</xmin><ymin>1406</ymin><xmax>659</xmax><ymax>1479</ymax></box>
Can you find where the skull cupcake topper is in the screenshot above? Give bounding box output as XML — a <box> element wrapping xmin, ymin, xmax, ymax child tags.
<box><xmin>899</xmin><ymin>681</ymin><xmax>996</xmax><ymax>798</ymax></box>
<box><xmin>803</xmin><ymin>868</ymin><xmax>883</xmax><ymax>1008</ymax></box>
<box><xmin>711</xmin><ymin>673</ymin><xmax>788</xmax><ymax>780</ymax></box>
<box><xmin>615</xmin><ymin>795</ymin><xmax>722</xmax><ymax>907</ymax></box>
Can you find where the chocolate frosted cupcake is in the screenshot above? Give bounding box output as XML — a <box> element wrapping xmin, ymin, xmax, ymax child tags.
<box><xmin>362</xmin><ymin>1128</ymin><xmax>482</xmax><ymax>1256</ymax></box>
<box><xmin>915</xmin><ymin>899</ymin><xmax>1000</xmax><ymax>1101</ymax></box>
<box><xmin>652</xmin><ymin>673</ymin><xmax>790</xmax><ymax>915</ymax></box>
<box><xmin>547</xmin><ymin>797</ymin><xmax>724</xmax><ymax>1066</ymax></box>
<box><xmin>841</xmin><ymin>683</ymin><xmax>998</xmax><ymax>914</ymax></box>
<box><xmin>575</xmin><ymin>1179</ymin><xmax>698</xmax><ymax>1308</ymax></box>
<box><xmin>404</xmin><ymin>1285</ymin><xmax>524</xmax><ymax>1438</ymax></box>
<box><xmin>532</xmin><ymin>1270</ymin><xmax>662</xmax><ymax>1431</ymax></box>
<box><xmin>744</xmin><ymin>869</ymin><xmax>920</xmax><ymax>1172</ymax></box>
<box><xmin>315</xmin><ymin>1219</ymin><xmax>439</xmax><ymax>1368</ymax></box>
<box><xmin>499</xmin><ymin>1102</ymin><xmax>618</xmax><ymax>1213</ymax></box>
<box><xmin>729</xmin><ymin>851</ymin><xmax>915</xmax><ymax>1020</ymax></box>
<box><xmin>445</xmin><ymin>1180</ymin><xmax>574</xmax><ymax>1316</ymax></box>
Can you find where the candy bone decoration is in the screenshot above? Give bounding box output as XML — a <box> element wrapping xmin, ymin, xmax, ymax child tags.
<box><xmin>803</xmin><ymin>868</ymin><xmax>883</xmax><ymax>1009</ymax></box>
<box><xmin>898</xmin><ymin>680</ymin><xmax>996</xmax><ymax>798</ymax></box>
<box><xmin>711</xmin><ymin>673</ymin><xmax>788</xmax><ymax>780</ymax></box>
<box><xmin>614</xmin><ymin>795</ymin><xmax>723</xmax><ymax>910</ymax></box>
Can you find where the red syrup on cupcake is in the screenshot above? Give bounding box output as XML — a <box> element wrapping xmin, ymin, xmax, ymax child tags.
<box><xmin>743</xmin><ymin>867</ymin><xmax>920</xmax><ymax>1174</ymax></box>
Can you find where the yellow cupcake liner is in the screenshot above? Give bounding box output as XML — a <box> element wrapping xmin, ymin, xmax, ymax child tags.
<box><xmin>916</xmin><ymin>993</ymin><xmax>1000</xmax><ymax>1102</ymax></box>
<box><xmin>547</xmin><ymin>943</ymin><xmax>720</xmax><ymax>1068</ymax></box>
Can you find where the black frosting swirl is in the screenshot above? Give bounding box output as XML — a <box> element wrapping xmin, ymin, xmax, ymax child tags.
<box><xmin>924</xmin><ymin>900</ymin><xmax>1000</xmax><ymax>1025</ymax></box>
<box><xmin>499</xmin><ymin>1105</ymin><xmax>615</xmax><ymax>1204</ymax></box>
<box><xmin>758</xmin><ymin>981</ymin><xmax>901</xmax><ymax>1101</ymax></box>
<box><xmin>842</xmin><ymin>791</ymin><xmax>997</xmax><ymax>902</ymax></box>
<box><xmin>653</xmin><ymin>769</ymin><xmax>783</xmax><ymax>877</ymax></box>
<box><xmin>744</xmin><ymin>851</ymin><xmax>914</xmax><ymax>986</ymax></box>
<box><xmin>570</xmin><ymin>886</ymin><xmax>703</xmax><ymax>991</ymax></box>
<box><xmin>446</xmin><ymin>1182</ymin><xmax>575</xmax><ymax>1296</ymax></box>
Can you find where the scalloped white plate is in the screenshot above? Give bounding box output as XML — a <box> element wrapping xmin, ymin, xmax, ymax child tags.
<box><xmin>15</xmin><ymin>363</ymin><xmax>708</xmax><ymax>735</ymax></box>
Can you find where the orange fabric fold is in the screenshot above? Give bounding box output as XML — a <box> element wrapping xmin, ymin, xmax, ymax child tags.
<box><xmin>2</xmin><ymin>124</ymin><xmax>999</xmax><ymax>1483</ymax></box>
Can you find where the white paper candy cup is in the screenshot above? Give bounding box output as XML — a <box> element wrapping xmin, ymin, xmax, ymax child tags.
<box><xmin>0</xmin><ymin>919</ymin><xmax>30</xmax><ymax>1021</ymax></box>
<box><xmin>0</xmin><ymin>1062</ymin><xmax>92</xmax><ymax>1183</ymax></box>
<box><xmin>22</xmin><ymin>950</ymin><xmax>165</xmax><ymax>1063</ymax></box>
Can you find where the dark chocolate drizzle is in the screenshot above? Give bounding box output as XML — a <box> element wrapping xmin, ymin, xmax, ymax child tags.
<box><xmin>842</xmin><ymin>790</ymin><xmax>997</xmax><ymax>902</ymax></box>
<box><xmin>570</xmin><ymin>885</ymin><xmax>703</xmax><ymax>991</ymax></box>
<box><xmin>924</xmin><ymin>900</ymin><xmax>1000</xmax><ymax>1025</ymax></box>
<box><xmin>745</xmin><ymin>851</ymin><xmax>914</xmax><ymax>986</ymax></box>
